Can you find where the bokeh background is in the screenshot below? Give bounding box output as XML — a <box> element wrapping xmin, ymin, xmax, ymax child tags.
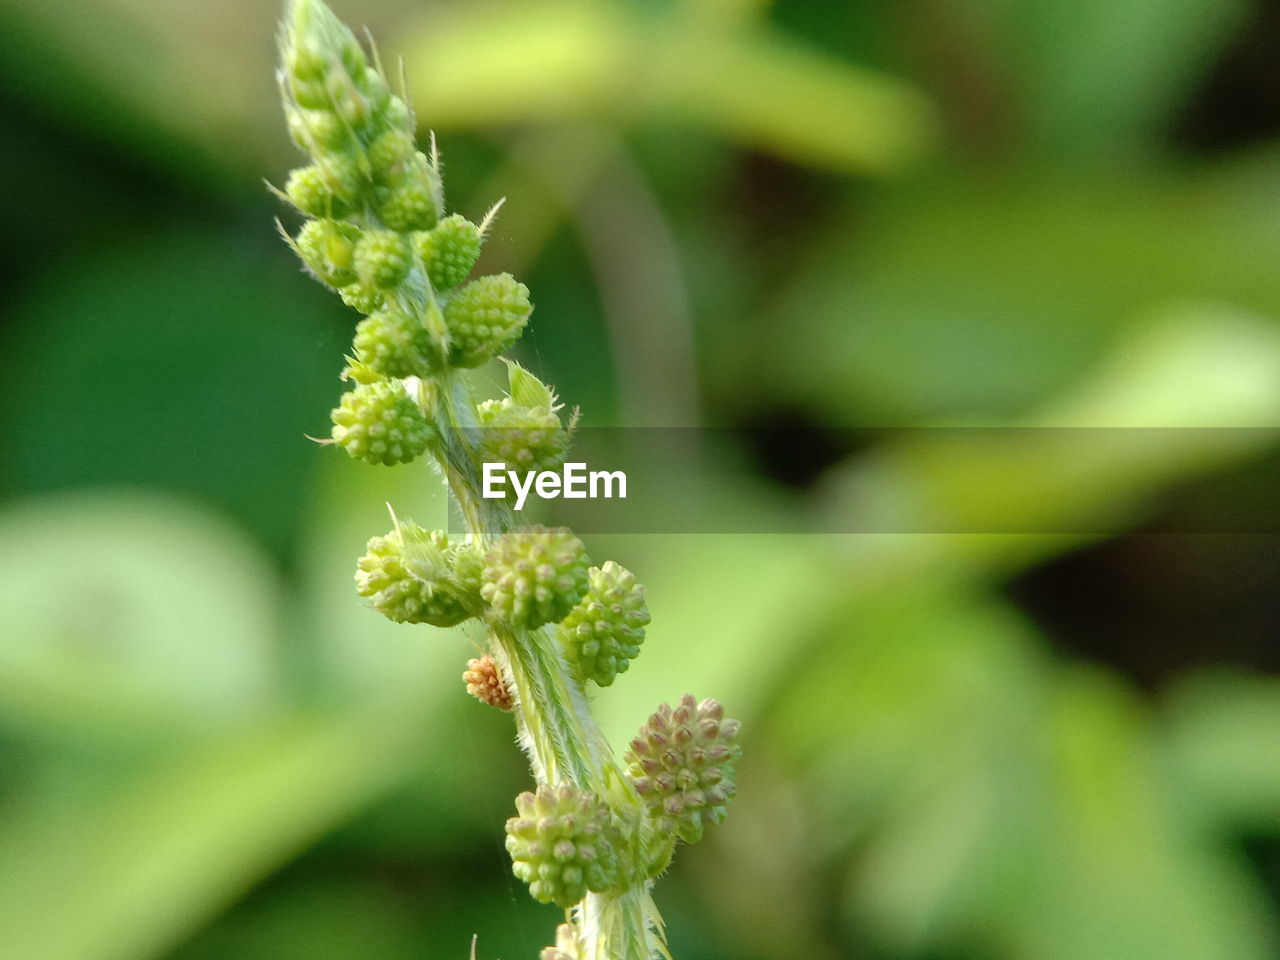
<box><xmin>3</xmin><ymin>0</ymin><xmax>1280</xmax><ymax>958</ymax></box>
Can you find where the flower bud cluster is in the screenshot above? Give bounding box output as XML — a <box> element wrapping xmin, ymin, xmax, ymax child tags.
<box><xmin>355</xmin><ymin>519</ymin><xmax>482</xmax><ymax>626</ymax></box>
<box><xmin>625</xmin><ymin>695</ymin><xmax>742</xmax><ymax>844</ymax></box>
<box><xmin>330</xmin><ymin>380</ymin><xmax>436</xmax><ymax>465</ymax></box>
<box><xmin>475</xmin><ymin>360</ymin><xmax>572</xmax><ymax>484</ymax></box>
<box><xmin>558</xmin><ymin>562</ymin><xmax>650</xmax><ymax>687</ymax></box>
<box><xmin>505</xmin><ymin>784</ymin><xmax>621</xmax><ymax>908</ymax></box>
<box><xmin>416</xmin><ymin>214</ymin><xmax>483</xmax><ymax>291</ymax></box>
<box><xmin>278</xmin><ymin>3</ymin><xmax>743</xmax><ymax>938</ymax></box>
<box><xmin>481</xmin><ymin>527</ymin><xmax>591</xmax><ymax>629</ymax></box>
<box><xmin>279</xmin><ymin>0</ymin><xmax>535</xmax><ymax>467</ymax></box>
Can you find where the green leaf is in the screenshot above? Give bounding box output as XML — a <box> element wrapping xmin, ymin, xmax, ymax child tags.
<box><xmin>402</xmin><ymin>1</ymin><xmax>935</xmax><ymax>173</ymax></box>
<box><xmin>770</xmin><ymin>173</ymin><xmax>1280</xmax><ymax>420</ymax></box>
<box><xmin>0</xmin><ymin>701</ymin><xmax>435</xmax><ymax>960</ymax></box>
<box><xmin>0</xmin><ymin>231</ymin><xmax>341</xmax><ymax>558</ymax></box>
<box><xmin>0</xmin><ymin>492</ymin><xmax>278</xmax><ymax>737</ymax></box>
<box><xmin>1165</xmin><ymin>672</ymin><xmax>1280</xmax><ymax>831</ymax></box>
<box><xmin>983</xmin><ymin>0</ymin><xmax>1250</xmax><ymax>158</ymax></box>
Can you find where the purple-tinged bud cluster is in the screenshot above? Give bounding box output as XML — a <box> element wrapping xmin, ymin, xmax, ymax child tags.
<box><xmin>626</xmin><ymin>695</ymin><xmax>741</xmax><ymax>844</ymax></box>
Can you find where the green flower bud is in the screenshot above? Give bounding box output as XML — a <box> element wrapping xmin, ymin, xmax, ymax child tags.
<box><xmin>338</xmin><ymin>282</ymin><xmax>385</xmax><ymax>314</ymax></box>
<box><xmin>287</xmin><ymin>41</ymin><xmax>329</xmax><ymax>83</ymax></box>
<box><xmin>295</xmin><ymin>218</ymin><xmax>361</xmax><ymax>288</ymax></box>
<box><xmin>381</xmin><ymin>94</ymin><xmax>413</xmax><ymax>131</ymax></box>
<box><xmin>286</xmin><ymin>106</ymin><xmax>352</xmax><ymax>153</ymax></box>
<box><xmin>366</xmin><ymin>128</ymin><xmax>417</xmax><ymax>183</ymax></box>
<box><xmin>282</xmin><ymin>0</ymin><xmax>363</xmax><ymax>109</ymax></box>
<box><xmin>475</xmin><ymin>398</ymin><xmax>569</xmax><ymax>477</ymax></box>
<box><xmin>354</xmin><ymin>229</ymin><xmax>412</xmax><ymax>290</ymax></box>
<box><xmin>625</xmin><ymin>695</ymin><xmax>741</xmax><ymax>845</ymax></box>
<box><xmin>559</xmin><ymin>562</ymin><xmax>650</xmax><ymax>687</ymax></box>
<box><xmin>443</xmin><ymin>273</ymin><xmax>532</xmax><ymax>368</ymax></box>
<box><xmin>481</xmin><ymin>526</ymin><xmax>590</xmax><ymax>629</ymax></box>
<box><xmin>374</xmin><ymin>165</ymin><xmax>441</xmax><ymax>233</ymax></box>
<box><xmin>474</xmin><ymin>360</ymin><xmax>570</xmax><ymax>482</ymax></box>
<box><xmin>353</xmin><ymin>308</ymin><xmax>439</xmax><ymax>378</ymax></box>
<box><xmin>355</xmin><ymin>520</ymin><xmax>481</xmax><ymax>626</ymax></box>
<box><xmin>416</xmin><ymin>214</ymin><xmax>482</xmax><ymax>291</ymax></box>
<box><xmin>359</xmin><ymin>67</ymin><xmax>392</xmax><ymax>115</ymax></box>
<box><xmin>313</xmin><ymin>151</ymin><xmax>364</xmax><ymax>203</ymax></box>
<box><xmin>339</xmin><ymin>36</ymin><xmax>368</xmax><ymax>80</ymax></box>
<box><xmin>330</xmin><ymin>380</ymin><xmax>436</xmax><ymax>465</ymax></box>
<box><xmin>282</xmin><ymin>0</ymin><xmax>401</xmax><ymax>152</ymax></box>
<box><xmin>505</xmin><ymin>784</ymin><xmax>620</xmax><ymax>908</ymax></box>
<box><xmin>287</xmin><ymin>70</ymin><xmax>331</xmax><ymax>111</ymax></box>
<box><xmin>285</xmin><ymin>164</ymin><xmax>352</xmax><ymax>218</ymax></box>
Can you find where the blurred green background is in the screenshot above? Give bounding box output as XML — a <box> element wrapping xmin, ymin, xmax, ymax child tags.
<box><xmin>2</xmin><ymin>0</ymin><xmax>1280</xmax><ymax>957</ymax></box>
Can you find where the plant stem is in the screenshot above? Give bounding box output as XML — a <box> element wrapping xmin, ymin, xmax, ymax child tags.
<box><xmin>428</xmin><ymin>369</ymin><xmax>660</xmax><ymax>959</ymax></box>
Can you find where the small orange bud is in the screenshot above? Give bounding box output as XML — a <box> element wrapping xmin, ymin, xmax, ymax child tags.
<box><xmin>463</xmin><ymin>655</ymin><xmax>513</xmax><ymax>711</ymax></box>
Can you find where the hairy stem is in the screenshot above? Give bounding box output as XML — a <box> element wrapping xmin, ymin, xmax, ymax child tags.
<box><xmin>428</xmin><ymin>371</ymin><xmax>658</xmax><ymax>958</ymax></box>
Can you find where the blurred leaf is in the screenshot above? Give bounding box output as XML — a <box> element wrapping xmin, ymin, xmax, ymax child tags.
<box><xmin>0</xmin><ymin>492</ymin><xmax>277</xmax><ymax>737</ymax></box>
<box><xmin>587</xmin><ymin>532</ymin><xmax>831</xmax><ymax>752</ymax></box>
<box><xmin>403</xmin><ymin>1</ymin><xmax>936</xmax><ymax>173</ymax></box>
<box><xmin>0</xmin><ymin>698</ymin><xmax>433</xmax><ymax>960</ymax></box>
<box><xmin>823</xmin><ymin>305</ymin><xmax>1280</xmax><ymax>540</ymax></box>
<box><xmin>0</xmin><ymin>0</ymin><xmax>270</xmax><ymax>188</ymax></box>
<box><xmin>1010</xmin><ymin>668</ymin><xmax>1276</xmax><ymax>960</ymax></box>
<box><xmin>768</xmin><ymin>173</ymin><xmax>1280</xmax><ymax>420</ymax></box>
<box><xmin>1164</xmin><ymin>672</ymin><xmax>1280</xmax><ymax>832</ymax></box>
<box><xmin>0</xmin><ymin>230</ymin><xmax>341</xmax><ymax>558</ymax></box>
<box><xmin>761</xmin><ymin>588</ymin><xmax>1279</xmax><ymax>959</ymax></box>
<box><xmin>998</xmin><ymin>0</ymin><xmax>1249</xmax><ymax>158</ymax></box>
<box><xmin>170</xmin><ymin>878</ymin><xmax>425</xmax><ymax>960</ymax></box>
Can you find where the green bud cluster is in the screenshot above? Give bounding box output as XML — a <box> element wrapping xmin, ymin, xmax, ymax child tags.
<box><xmin>505</xmin><ymin>784</ymin><xmax>620</xmax><ymax>908</ymax></box>
<box><xmin>352</xmin><ymin>307</ymin><xmax>438</xmax><ymax>378</ymax></box>
<box><xmin>280</xmin><ymin>0</ymin><xmax>437</xmax><ymax>237</ymax></box>
<box><xmin>330</xmin><ymin>379</ymin><xmax>436</xmax><ymax>465</ymax></box>
<box><xmin>476</xmin><ymin>398</ymin><xmax>568</xmax><ymax>474</ymax></box>
<box><xmin>625</xmin><ymin>695</ymin><xmax>742</xmax><ymax>844</ymax></box>
<box><xmin>443</xmin><ymin>274</ymin><xmax>532</xmax><ymax>368</ymax></box>
<box><xmin>475</xmin><ymin>360</ymin><xmax>571</xmax><ymax>479</ymax></box>
<box><xmin>354</xmin><ymin>520</ymin><xmax>482</xmax><ymax>626</ymax></box>
<box><xmin>481</xmin><ymin>527</ymin><xmax>591</xmax><ymax>629</ymax></box>
<box><xmin>277</xmin><ymin>3</ymin><xmax>741</xmax><ymax>948</ymax></box>
<box><xmin>417</xmin><ymin>214</ymin><xmax>483</xmax><ymax>291</ymax></box>
<box><xmin>558</xmin><ymin>562</ymin><xmax>650</xmax><ymax>687</ymax></box>
<box><xmin>279</xmin><ymin>0</ymin><xmax>536</xmax><ymax>471</ymax></box>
